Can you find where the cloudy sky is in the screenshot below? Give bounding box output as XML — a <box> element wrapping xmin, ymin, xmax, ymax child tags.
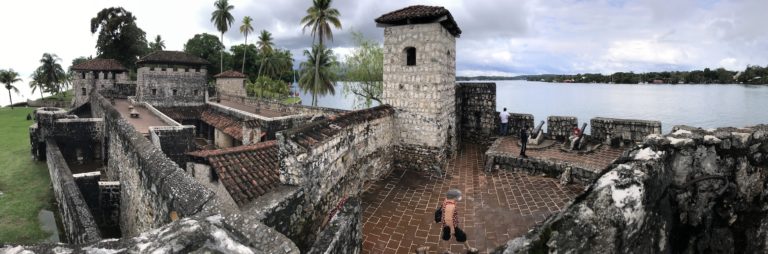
<box><xmin>1</xmin><ymin>0</ymin><xmax>767</xmax><ymax>105</ymax></box>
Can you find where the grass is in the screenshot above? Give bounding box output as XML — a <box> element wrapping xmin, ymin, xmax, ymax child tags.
<box><xmin>0</xmin><ymin>107</ymin><xmax>53</xmax><ymax>243</ymax></box>
<box><xmin>282</xmin><ymin>97</ymin><xmax>301</xmax><ymax>104</ymax></box>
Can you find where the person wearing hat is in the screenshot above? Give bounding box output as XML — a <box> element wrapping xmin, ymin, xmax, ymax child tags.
<box><xmin>439</xmin><ymin>189</ymin><xmax>478</xmax><ymax>254</ymax></box>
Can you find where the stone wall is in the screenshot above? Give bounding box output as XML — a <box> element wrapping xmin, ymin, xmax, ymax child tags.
<box><xmin>51</xmin><ymin>118</ymin><xmax>104</xmax><ymax>163</ymax></box>
<box><xmin>591</xmin><ymin>117</ymin><xmax>662</xmax><ymax>145</ymax></box>
<box><xmin>98</xmin><ymin>181</ymin><xmax>121</xmax><ymax>238</ymax></box>
<box><xmin>457</xmin><ymin>82</ymin><xmax>496</xmax><ymax>144</ymax></box>
<box><xmin>91</xmin><ymin>92</ymin><xmax>220</xmax><ymax>237</ymax></box>
<box><xmin>46</xmin><ymin>140</ymin><xmax>101</xmax><ymax>244</ymax></box>
<box><xmin>484</xmin><ymin>138</ymin><xmax>600</xmax><ymax>183</ymax></box>
<box><xmin>216</xmin><ymin>78</ymin><xmax>247</xmax><ymax>97</ymax></box>
<box><xmin>547</xmin><ymin>116</ymin><xmax>578</xmax><ymax>141</ymax></box>
<box><xmin>276</xmin><ymin>105</ymin><xmax>394</xmax><ymax>250</ymax></box>
<box><xmin>149</xmin><ymin>126</ymin><xmax>195</xmax><ymax>167</ymax></box>
<box><xmin>382</xmin><ymin>23</ymin><xmax>457</xmax><ymax>171</ymax></box>
<box><xmin>72</xmin><ymin>71</ymin><xmax>129</xmax><ymax>108</ymax></box>
<box><xmin>136</xmin><ymin>67</ymin><xmax>207</xmax><ymax>107</ymax></box>
<box><xmin>218</xmin><ymin>93</ymin><xmax>347</xmax><ymax>116</ymax></box>
<box><xmin>187</xmin><ymin>162</ymin><xmax>240</xmax><ymax>212</ymax></box>
<box><xmin>307</xmin><ymin>198</ymin><xmax>362</xmax><ymax>254</ymax></box>
<box><xmin>100</xmin><ymin>82</ymin><xmax>137</xmax><ymax>99</ymax></box>
<box><xmin>508</xmin><ymin>113</ymin><xmax>535</xmax><ymax>137</ymax></box>
<box><xmin>498</xmin><ymin>124</ymin><xmax>768</xmax><ymax>253</ymax></box>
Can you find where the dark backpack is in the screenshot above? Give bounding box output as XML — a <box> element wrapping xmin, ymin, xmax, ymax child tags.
<box><xmin>434</xmin><ymin>206</ymin><xmax>443</xmax><ymax>223</ymax></box>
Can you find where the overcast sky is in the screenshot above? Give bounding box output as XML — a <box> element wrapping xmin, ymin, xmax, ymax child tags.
<box><xmin>2</xmin><ymin>0</ymin><xmax>767</xmax><ymax>105</ymax></box>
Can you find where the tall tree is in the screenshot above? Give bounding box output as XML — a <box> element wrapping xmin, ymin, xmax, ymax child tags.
<box><xmin>299</xmin><ymin>45</ymin><xmax>337</xmax><ymax>106</ymax></box>
<box><xmin>301</xmin><ymin>0</ymin><xmax>341</xmax><ymax>104</ymax></box>
<box><xmin>34</xmin><ymin>53</ymin><xmax>67</xmax><ymax>97</ymax></box>
<box><xmin>29</xmin><ymin>70</ymin><xmax>45</xmax><ymax>101</ymax></box>
<box><xmin>239</xmin><ymin>16</ymin><xmax>254</xmax><ymax>73</ymax></box>
<box><xmin>184</xmin><ymin>33</ymin><xmax>227</xmax><ymax>80</ymax></box>
<box><xmin>343</xmin><ymin>32</ymin><xmax>383</xmax><ymax>108</ymax></box>
<box><xmin>211</xmin><ymin>0</ymin><xmax>234</xmax><ymax>73</ymax></box>
<box><xmin>0</xmin><ymin>69</ymin><xmax>22</xmax><ymax>109</ymax></box>
<box><xmin>259</xmin><ymin>49</ymin><xmax>293</xmax><ymax>80</ymax></box>
<box><xmin>256</xmin><ymin>30</ymin><xmax>274</xmax><ymax>54</ymax></box>
<box><xmin>149</xmin><ymin>35</ymin><xmax>166</xmax><ymax>51</ymax></box>
<box><xmin>91</xmin><ymin>7</ymin><xmax>149</xmax><ymax>69</ymax></box>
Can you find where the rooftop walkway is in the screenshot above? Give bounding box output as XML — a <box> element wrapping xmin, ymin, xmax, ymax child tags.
<box><xmin>360</xmin><ymin>144</ymin><xmax>584</xmax><ymax>253</ymax></box>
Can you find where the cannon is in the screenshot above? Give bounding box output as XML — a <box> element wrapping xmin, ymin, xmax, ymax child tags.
<box><xmin>528</xmin><ymin>121</ymin><xmax>546</xmax><ymax>145</ymax></box>
<box><xmin>571</xmin><ymin>123</ymin><xmax>588</xmax><ymax>150</ymax></box>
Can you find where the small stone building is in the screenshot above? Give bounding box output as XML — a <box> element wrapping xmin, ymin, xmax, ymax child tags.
<box><xmin>375</xmin><ymin>5</ymin><xmax>462</xmax><ymax>172</ymax></box>
<box><xmin>136</xmin><ymin>51</ymin><xmax>209</xmax><ymax>107</ymax></box>
<box><xmin>214</xmin><ymin>70</ymin><xmax>247</xmax><ymax>97</ymax></box>
<box><xmin>70</xmin><ymin>59</ymin><xmax>129</xmax><ymax>108</ymax></box>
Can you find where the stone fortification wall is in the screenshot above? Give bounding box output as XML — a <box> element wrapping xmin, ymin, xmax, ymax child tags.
<box><xmin>91</xmin><ymin>92</ymin><xmax>220</xmax><ymax>237</ymax></box>
<box><xmin>382</xmin><ymin>23</ymin><xmax>457</xmax><ymax>172</ymax></box>
<box><xmin>72</xmin><ymin>71</ymin><xmax>129</xmax><ymax>108</ymax></box>
<box><xmin>276</xmin><ymin>105</ymin><xmax>394</xmax><ymax>250</ymax></box>
<box><xmin>100</xmin><ymin>82</ymin><xmax>137</xmax><ymax>99</ymax></box>
<box><xmin>218</xmin><ymin>93</ymin><xmax>347</xmax><ymax>116</ymax></box>
<box><xmin>484</xmin><ymin>138</ymin><xmax>600</xmax><ymax>183</ymax></box>
<box><xmin>506</xmin><ymin>113</ymin><xmax>535</xmax><ymax>137</ymax></box>
<box><xmin>4</xmin><ymin>214</ymin><xmax>300</xmax><ymax>253</ymax></box>
<box><xmin>591</xmin><ymin>117</ymin><xmax>662</xmax><ymax>145</ymax></box>
<box><xmin>499</xmin><ymin>124</ymin><xmax>768</xmax><ymax>253</ymax></box>
<box><xmin>547</xmin><ymin>116</ymin><xmax>578</xmax><ymax>141</ymax></box>
<box><xmin>216</xmin><ymin>78</ymin><xmax>247</xmax><ymax>97</ymax></box>
<box><xmin>207</xmin><ymin>101</ymin><xmax>312</xmax><ymax>143</ymax></box>
<box><xmin>46</xmin><ymin>140</ymin><xmax>101</xmax><ymax>244</ymax></box>
<box><xmin>149</xmin><ymin>126</ymin><xmax>195</xmax><ymax>167</ymax></box>
<box><xmin>457</xmin><ymin>82</ymin><xmax>496</xmax><ymax>144</ymax></box>
<box><xmin>51</xmin><ymin>118</ymin><xmax>104</xmax><ymax>163</ymax></box>
<box><xmin>307</xmin><ymin>198</ymin><xmax>362</xmax><ymax>254</ymax></box>
<box><xmin>136</xmin><ymin>67</ymin><xmax>207</xmax><ymax>107</ymax></box>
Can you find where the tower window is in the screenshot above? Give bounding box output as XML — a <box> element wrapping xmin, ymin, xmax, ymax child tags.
<box><xmin>81</xmin><ymin>88</ymin><xmax>87</xmax><ymax>96</ymax></box>
<box><xmin>172</xmin><ymin>89</ymin><xmax>178</xmax><ymax>96</ymax></box>
<box><xmin>81</xmin><ymin>72</ymin><xmax>85</xmax><ymax>79</ymax></box>
<box><xmin>152</xmin><ymin>89</ymin><xmax>157</xmax><ymax>95</ymax></box>
<box><xmin>194</xmin><ymin>90</ymin><xmax>199</xmax><ymax>96</ymax></box>
<box><xmin>405</xmin><ymin>47</ymin><xmax>416</xmax><ymax>66</ymax></box>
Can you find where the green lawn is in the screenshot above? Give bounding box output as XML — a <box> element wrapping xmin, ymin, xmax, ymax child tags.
<box><xmin>0</xmin><ymin>108</ymin><xmax>53</xmax><ymax>243</ymax></box>
<box><xmin>281</xmin><ymin>97</ymin><xmax>301</xmax><ymax>104</ymax></box>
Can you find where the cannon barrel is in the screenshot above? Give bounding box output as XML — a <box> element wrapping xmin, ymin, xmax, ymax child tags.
<box><xmin>532</xmin><ymin>120</ymin><xmax>545</xmax><ymax>139</ymax></box>
<box><xmin>573</xmin><ymin>123</ymin><xmax>588</xmax><ymax>148</ymax></box>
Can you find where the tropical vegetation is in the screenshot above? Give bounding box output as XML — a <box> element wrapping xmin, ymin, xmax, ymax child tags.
<box><xmin>299</xmin><ymin>45</ymin><xmax>338</xmax><ymax>106</ymax></box>
<box><xmin>29</xmin><ymin>53</ymin><xmax>67</xmax><ymax>100</ymax></box>
<box><xmin>239</xmin><ymin>16</ymin><xmax>254</xmax><ymax>73</ymax></box>
<box><xmin>149</xmin><ymin>35</ymin><xmax>166</xmax><ymax>51</ymax></box>
<box><xmin>210</xmin><ymin>0</ymin><xmax>235</xmax><ymax>73</ymax></box>
<box><xmin>90</xmin><ymin>7</ymin><xmax>149</xmax><ymax>69</ymax></box>
<box><xmin>300</xmin><ymin>0</ymin><xmax>342</xmax><ymax>106</ymax></box>
<box><xmin>0</xmin><ymin>69</ymin><xmax>22</xmax><ymax>109</ymax></box>
<box><xmin>342</xmin><ymin>32</ymin><xmax>383</xmax><ymax>108</ymax></box>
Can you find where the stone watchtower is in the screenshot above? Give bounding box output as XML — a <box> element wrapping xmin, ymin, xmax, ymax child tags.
<box><xmin>70</xmin><ymin>59</ymin><xmax>128</xmax><ymax>108</ymax></box>
<box><xmin>375</xmin><ymin>5</ymin><xmax>462</xmax><ymax>172</ymax></box>
<box><xmin>136</xmin><ymin>51</ymin><xmax>209</xmax><ymax>107</ymax></box>
<box><xmin>214</xmin><ymin>70</ymin><xmax>247</xmax><ymax>97</ymax></box>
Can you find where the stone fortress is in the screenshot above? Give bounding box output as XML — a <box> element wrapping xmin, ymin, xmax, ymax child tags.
<box><xmin>7</xmin><ymin>4</ymin><xmax>768</xmax><ymax>254</ymax></box>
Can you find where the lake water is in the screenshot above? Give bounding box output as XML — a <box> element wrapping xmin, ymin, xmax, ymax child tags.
<box><xmin>297</xmin><ymin>81</ymin><xmax>768</xmax><ymax>133</ymax></box>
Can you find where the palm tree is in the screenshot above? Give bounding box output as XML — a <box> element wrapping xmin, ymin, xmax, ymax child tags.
<box><xmin>34</xmin><ymin>53</ymin><xmax>66</xmax><ymax>97</ymax></box>
<box><xmin>299</xmin><ymin>45</ymin><xmax>336</xmax><ymax>106</ymax></box>
<box><xmin>239</xmin><ymin>16</ymin><xmax>254</xmax><ymax>73</ymax></box>
<box><xmin>149</xmin><ymin>35</ymin><xmax>166</xmax><ymax>51</ymax></box>
<box><xmin>301</xmin><ymin>0</ymin><xmax>341</xmax><ymax>102</ymax></box>
<box><xmin>257</xmin><ymin>30</ymin><xmax>274</xmax><ymax>54</ymax></box>
<box><xmin>210</xmin><ymin>0</ymin><xmax>234</xmax><ymax>72</ymax></box>
<box><xmin>29</xmin><ymin>70</ymin><xmax>45</xmax><ymax>100</ymax></box>
<box><xmin>0</xmin><ymin>69</ymin><xmax>22</xmax><ymax>109</ymax></box>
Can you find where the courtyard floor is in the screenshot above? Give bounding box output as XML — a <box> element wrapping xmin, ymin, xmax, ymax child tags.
<box><xmin>490</xmin><ymin>137</ymin><xmax>625</xmax><ymax>174</ymax></box>
<box><xmin>360</xmin><ymin>144</ymin><xmax>584</xmax><ymax>254</ymax></box>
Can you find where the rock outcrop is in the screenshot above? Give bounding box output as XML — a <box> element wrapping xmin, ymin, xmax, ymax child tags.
<box><xmin>498</xmin><ymin>125</ymin><xmax>768</xmax><ymax>253</ymax></box>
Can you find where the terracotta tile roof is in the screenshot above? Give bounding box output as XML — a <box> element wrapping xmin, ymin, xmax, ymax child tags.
<box><xmin>137</xmin><ymin>50</ymin><xmax>210</xmax><ymax>66</ymax></box>
<box><xmin>200</xmin><ymin>109</ymin><xmax>243</xmax><ymax>140</ymax></box>
<box><xmin>283</xmin><ymin>105</ymin><xmax>394</xmax><ymax>149</ymax></box>
<box><xmin>188</xmin><ymin>141</ymin><xmax>280</xmax><ymax>206</ymax></box>
<box><xmin>71</xmin><ymin>59</ymin><xmax>127</xmax><ymax>71</ymax></box>
<box><xmin>375</xmin><ymin>5</ymin><xmax>462</xmax><ymax>37</ymax></box>
<box><xmin>214</xmin><ymin>70</ymin><xmax>246</xmax><ymax>78</ymax></box>
<box><xmin>156</xmin><ymin>106</ymin><xmax>204</xmax><ymax>121</ymax></box>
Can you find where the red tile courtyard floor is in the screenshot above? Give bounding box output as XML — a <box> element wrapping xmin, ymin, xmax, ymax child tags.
<box><xmin>360</xmin><ymin>144</ymin><xmax>585</xmax><ymax>254</ymax></box>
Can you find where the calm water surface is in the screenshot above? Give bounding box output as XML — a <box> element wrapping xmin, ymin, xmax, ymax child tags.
<box><xmin>297</xmin><ymin>80</ymin><xmax>768</xmax><ymax>133</ymax></box>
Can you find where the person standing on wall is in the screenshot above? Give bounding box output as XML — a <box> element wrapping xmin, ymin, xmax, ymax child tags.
<box><xmin>520</xmin><ymin>125</ymin><xmax>529</xmax><ymax>158</ymax></box>
<box><xmin>499</xmin><ymin>108</ymin><xmax>510</xmax><ymax>136</ymax></box>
